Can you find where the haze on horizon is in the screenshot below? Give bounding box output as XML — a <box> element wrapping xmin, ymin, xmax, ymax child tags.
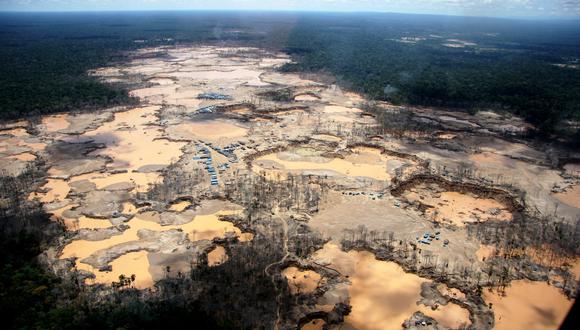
<box><xmin>1</xmin><ymin>0</ymin><xmax>579</xmax><ymax>19</ymax></box>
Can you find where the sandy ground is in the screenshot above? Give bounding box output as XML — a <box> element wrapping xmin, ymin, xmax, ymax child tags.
<box><xmin>476</xmin><ymin>245</ymin><xmax>496</xmax><ymax>262</ymax></box>
<box><xmin>311</xmin><ymin>134</ymin><xmax>342</xmax><ymax>142</ymax></box>
<box><xmin>71</xmin><ymin>172</ymin><xmax>162</xmax><ymax>193</ymax></box>
<box><xmin>81</xmin><ymin>106</ymin><xmax>186</xmax><ymax>171</ymax></box>
<box><xmin>563</xmin><ymin>163</ymin><xmax>580</xmax><ymax>177</ymax></box>
<box><xmin>310</xmin><ymin>192</ymin><xmax>427</xmax><ymax>239</ymax></box>
<box><xmin>0</xmin><ymin>126</ymin><xmax>47</xmax><ymax>175</ymax></box>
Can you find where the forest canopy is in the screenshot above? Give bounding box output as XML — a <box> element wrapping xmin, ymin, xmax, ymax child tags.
<box><xmin>1</xmin><ymin>12</ymin><xmax>579</xmax><ymax>136</ymax></box>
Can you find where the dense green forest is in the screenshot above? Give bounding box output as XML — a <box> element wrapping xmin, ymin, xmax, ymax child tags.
<box><xmin>1</xmin><ymin>12</ymin><xmax>579</xmax><ymax>136</ymax></box>
<box><xmin>0</xmin><ymin>12</ymin><xmax>294</xmax><ymax>119</ymax></box>
<box><xmin>281</xmin><ymin>14</ymin><xmax>580</xmax><ymax>135</ymax></box>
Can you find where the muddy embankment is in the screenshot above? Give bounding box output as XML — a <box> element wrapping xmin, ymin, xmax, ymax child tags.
<box><xmin>296</xmin><ymin>304</ymin><xmax>351</xmax><ymax>330</ymax></box>
<box><xmin>242</xmin><ymin>140</ymin><xmax>329</xmax><ymax>168</ymax></box>
<box><xmin>390</xmin><ymin>173</ymin><xmax>524</xmax><ymax>215</ymax></box>
<box><xmin>347</xmin><ymin>142</ymin><xmax>429</xmax><ymax>168</ymax></box>
<box><xmin>200</xmin><ymin>103</ymin><xmax>312</xmax><ymax>125</ymax></box>
<box><xmin>213</xmin><ymin>103</ymin><xmax>257</xmax><ymax>119</ymax></box>
<box><xmin>276</xmin><ymin>259</ymin><xmax>351</xmax><ymax>329</ymax></box>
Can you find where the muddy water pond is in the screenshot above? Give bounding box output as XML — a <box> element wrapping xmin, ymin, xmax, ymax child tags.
<box><xmin>95</xmin><ymin>251</ymin><xmax>153</xmax><ymax>289</ymax></box>
<box><xmin>77</xmin><ymin>106</ymin><xmax>185</xmax><ymax>171</ymax></box>
<box><xmin>404</xmin><ymin>184</ymin><xmax>513</xmax><ymax>227</ymax></box>
<box><xmin>60</xmin><ymin>209</ymin><xmax>250</xmax><ymax>288</ymax></box>
<box><xmin>42</xmin><ymin>114</ymin><xmax>70</xmax><ymax>133</ymax></box>
<box><xmin>312</xmin><ymin>244</ymin><xmax>471</xmax><ymax>330</ymax></box>
<box><xmin>8</xmin><ymin>152</ymin><xmax>36</xmax><ymax>161</ymax></box>
<box><xmin>72</xmin><ymin>171</ymin><xmax>161</xmax><ymax>193</ymax></box>
<box><xmin>168</xmin><ymin>200</ymin><xmax>192</xmax><ymax>212</ymax></box>
<box><xmin>253</xmin><ymin>147</ymin><xmax>392</xmax><ymax>181</ymax></box>
<box><xmin>484</xmin><ymin>280</ymin><xmax>573</xmax><ymax>330</ymax></box>
<box><xmin>66</xmin><ymin>216</ymin><xmax>113</xmax><ymax>230</ymax></box>
<box><xmin>28</xmin><ymin>178</ymin><xmax>70</xmax><ymax>203</ymax></box>
<box><xmin>553</xmin><ymin>185</ymin><xmax>580</xmax><ymax>209</ymax></box>
<box><xmin>167</xmin><ymin>118</ymin><xmax>248</xmax><ymax>141</ymax></box>
<box><xmin>282</xmin><ymin>267</ymin><xmax>323</xmax><ymax>294</ymax></box>
<box><xmin>207</xmin><ymin>245</ymin><xmax>228</xmax><ymax>266</ymax></box>
<box><xmin>300</xmin><ymin>319</ymin><xmax>326</xmax><ymax>330</ymax></box>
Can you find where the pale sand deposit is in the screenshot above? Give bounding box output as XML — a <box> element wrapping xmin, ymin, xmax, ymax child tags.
<box><xmin>7</xmin><ymin>152</ymin><xmax>36</xmax><ymax>161</ymax></box>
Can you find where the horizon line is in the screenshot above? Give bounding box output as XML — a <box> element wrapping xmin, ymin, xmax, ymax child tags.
<box><xmin>0</xmin><ymin>8</ymin><xmax>579</xmax><ymax>21</ymax></box>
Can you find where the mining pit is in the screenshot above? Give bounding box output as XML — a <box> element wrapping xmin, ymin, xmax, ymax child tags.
<box><xmin>1</xmin><ymin>45</ymin><xmax>578</xmax><ymax>330</ymax></box>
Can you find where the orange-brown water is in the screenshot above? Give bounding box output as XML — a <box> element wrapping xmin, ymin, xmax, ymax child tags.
<box><xmin>80</xmin><ymin>106</ymin><xmax>185</xmax><ymax>171</ymax></box>
<box><xmin>86</xmin><ymin>251</ymin><xmax>153</xmax><ymax>289</ymax></box>
<box><xmin>553</xmin><ymin>185</ymin><xmax>580</xmax><ymax>208</ymax></box>
<box><xmin>300</xmin><ymin>319</ymin><xmax>326</xmax><ymax>330</ymax></box>
<box><xmin>253</xmin><ymin>149</ymin><xmax>391</xmax><ymax>181</ymax></box>
<box><xmin>60</xmin><ymin>210</ymin><xmax>250</xmax><ymax>288</ymax></box>
<box><xmin>312</xmin><ymin>244</ymin><xmax>471</xmax><ymax>330</ymax></box>
<box><xmin>42</xmin><ymin>114</ymin><xmax>70</xmax><ymax>132</ymax></box>
<box><xmin>168</xmin><ymin>120</ymin><xmax>248</xmax><ymax>141</ymax></box>
<box><xmin>28</xmin><ymin>178</ymin><xmax>70</xmax><ymax>203</ymax></box>
<box><xmin>405</xmin><ymin>189</ymin><xmax>512</xmax><ymax>227</ymax></box>
<box><xmin>483</xmin><ymin>280</ymin><xmax>573</xmax><ymax>330</ymax></box>
<box><xmin>282</xmin><ymin>267</ymin><xmax>323</xmax><ymax>294</ymax></box>
<box><xmin>168</xmin><ymin>200</ymin><xmax>192</xmax><ymax>212</ymax></box>
<box><xmin>207</xmin><ymin>245</ymin><xmax>228</xmax><ymax>266</ymax></box>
